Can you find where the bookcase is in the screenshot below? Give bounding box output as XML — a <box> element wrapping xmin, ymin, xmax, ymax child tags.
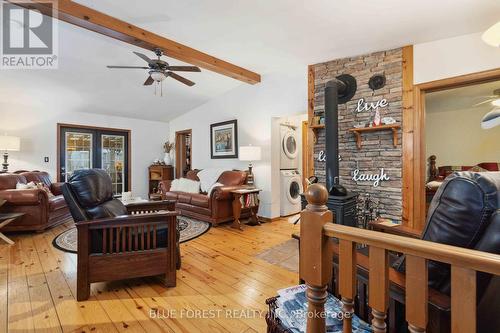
<box><xmin>148</xmin><ymin>165</ymin><xmax>173</xmax><ymax>200</ymax></box>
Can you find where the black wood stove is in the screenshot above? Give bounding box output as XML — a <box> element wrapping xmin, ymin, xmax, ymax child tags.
<box><xmin>302</xmin><ymin>74</ymin><xmax>359</xmax><ymax>227</ymax></box>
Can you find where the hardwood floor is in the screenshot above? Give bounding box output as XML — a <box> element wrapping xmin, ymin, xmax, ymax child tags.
<box><xmin>0</xmin><ymin>218</ymin><xmax>299</xmax><ymax>333</ymax></box>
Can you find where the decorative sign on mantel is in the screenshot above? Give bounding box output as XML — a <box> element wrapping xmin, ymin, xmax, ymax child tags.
<box><xmin>351</xmin><ymin>168</ymin><xmax>390</xmax><ymax>187</ymax></box>
<box><xmin>355</xmin><ymin>97</ymin><xmax>389</xmax><ymax>113</ymax></box>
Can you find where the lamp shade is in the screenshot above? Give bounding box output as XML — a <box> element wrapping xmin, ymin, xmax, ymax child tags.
<box><xmin>239</xmin><ymin>146</ymin><xmax>261</xmax><ymax>161</ymax></box>
<box><xmin>482</xmin><ymin>21</ymin><xmax>500</xmax><ymax>47</ymax></box>
<box><xmin>0</xmin><ymin>135</ymin><xmax>20</xmax><ymax>151</ymax></box>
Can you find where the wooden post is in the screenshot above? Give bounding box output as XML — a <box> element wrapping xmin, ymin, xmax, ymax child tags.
<box><xmin>451</xmin><ymin>266</ymin><xmax>476</xmax><ymax>333</ymax></box>
<box><xmin>339</xmin><ymin>239</ymin><xmax>356</xmax><ymax>333</ymax></box>
<box><xmin>406</xmin><ymin>255</ymin><xmax>428</xmax><ymax>333</ymax></box>
<box><xmin>76</xmin><ymin>224</ymin><xmax>90</xmax><ymax>301</ymax></box>
<box><xmin>300</xmin><ymin>184</ymin><xmax>333</xmax><ymax>333</ymax></box>
<box><xmin>369</xmin><ymin>247</ymin><xmax>389</xmax><ymax>333</ymax></box>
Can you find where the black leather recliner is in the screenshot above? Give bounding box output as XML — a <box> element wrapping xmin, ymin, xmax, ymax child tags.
<box><xmin>397</xmin><ymin>171</ymin><xmax>500</xmax><ymax>298</ymax></box>
<box><xmin>62</xmin><ymin>169</ymin><xmax>180</xmax><ymax>301</ymax></box>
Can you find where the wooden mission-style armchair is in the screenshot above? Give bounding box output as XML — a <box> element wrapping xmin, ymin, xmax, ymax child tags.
<box><xmin>62</xmin><ymin>169</ymin><xmax>180</xmax><ymax>301</ymax></box>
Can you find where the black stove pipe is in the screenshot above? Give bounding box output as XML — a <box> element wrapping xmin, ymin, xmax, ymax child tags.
<box><xmin>325</xmin><ymin>79</ymin><xmax>347</xmax><ymax>196</ymax></box>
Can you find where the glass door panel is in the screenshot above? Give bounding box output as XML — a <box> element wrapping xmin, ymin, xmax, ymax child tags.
<box><xmin>64</xmin><ymin>132</ymin><xmax>93</xmax><ymax>181</ymax></box>
<box><xmin>59</xmin><ymin>125</ymin><xmax>129</xmax><ymax>195</ymax></box>
<box><xmin>101</xmin><ymin>134</ymin><xmax>125</xmax><ymax>195</ymax></box>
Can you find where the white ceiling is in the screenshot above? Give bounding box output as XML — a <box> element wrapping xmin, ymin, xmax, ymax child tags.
<box><xmin>1</xmin><ymin>0</ymin><xmax>499</xmax><ymax>122</ymax></box>
<box><xmin>426</xmin><ymin>80</ymin><xmax>500</xmax><ymax>113</ymax></box>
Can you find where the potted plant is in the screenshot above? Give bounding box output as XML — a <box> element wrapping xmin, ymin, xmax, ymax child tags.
<box><xmin>163</xmin><ymin>141</ymin><xmax>174</xmax><ymax>165</ymax></box>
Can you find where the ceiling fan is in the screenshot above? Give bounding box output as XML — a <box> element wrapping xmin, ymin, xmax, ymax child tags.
<box><xmin>472</xmin><ymin>88</ymin><xmax>500</xmax><ymax>107</ymax></box>
<box><xmin>106</xmin><ymin>48</ymin><xmax>201</xmax><ymax>95</ymax></box>
<box><xmin>473</xmin><ymin>88</ymin><xmax>500</xmax><ymax>129</ymax></box>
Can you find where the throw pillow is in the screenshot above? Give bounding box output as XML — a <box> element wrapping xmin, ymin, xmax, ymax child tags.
<box><xmin>208</xmin><ymin>182</ymin><xmax>224</xmax><ymax>195</ymax></box>
<box><xmin>170</xmin><ymin>178</ymin><xmax>201</xmax><ymax>193</ymax></box>
<box><xmin>16</xmin><ymin>181</ymin><xmax>37</xmax><ymax>189</ymax></box>
<box><xmin>36</xmin><ymin>183</ymin><xmax>55</xmax><ymax>198</ymax></box>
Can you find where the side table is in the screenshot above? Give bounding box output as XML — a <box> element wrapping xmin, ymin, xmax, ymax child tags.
<box><xmin>230</xmin><ymin>188</ymin><xmax>261</xmax><ymax>230</ymax></box>
<box><xmin>0</xmin><ymin>213</ymin><xmax>25</xmax><ymax>245</ymax></box>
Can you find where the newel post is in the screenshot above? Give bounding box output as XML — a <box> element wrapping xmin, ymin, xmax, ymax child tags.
<box><xmin>300</xmin><ymin>184</ymin><xmax>333</xmax><ymax>333</ymax></box>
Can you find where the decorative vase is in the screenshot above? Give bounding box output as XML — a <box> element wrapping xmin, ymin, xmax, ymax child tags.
<box><xmin>163</xmin><ymin>152</ymin><xmax>172</xmax><ymax>165</ymax></box>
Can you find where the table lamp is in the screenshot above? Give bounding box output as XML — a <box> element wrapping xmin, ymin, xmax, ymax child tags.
<box><xmin>0</xmin><ymin>135</ymin><xmax>20</xmax><ymax>173</ymax></box>
<box><xmin>239</xmin><ymin>145</ymin><xmax>261</xmax><ymax>186</ymax></box>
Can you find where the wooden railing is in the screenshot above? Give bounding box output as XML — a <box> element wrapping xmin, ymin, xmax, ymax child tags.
<box><xmin>299</xmin><ymin>184</ymin><xmax>500</xmax><ymax>333</ymax></box>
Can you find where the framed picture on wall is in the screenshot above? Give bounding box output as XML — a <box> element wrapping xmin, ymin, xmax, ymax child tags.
<box><xmin>210</xmin><ymin>120</ymin><xmax>238</xmax><ymax>159</ymax></box>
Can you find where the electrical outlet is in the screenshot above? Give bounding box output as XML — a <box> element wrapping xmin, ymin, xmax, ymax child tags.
<box><xmin>44</xmin><ymin>157</ymin><xmax>49</xmax><ymax>163</ymax></box>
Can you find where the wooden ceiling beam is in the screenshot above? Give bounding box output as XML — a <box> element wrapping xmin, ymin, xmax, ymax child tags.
<box><xmin>13</xmin><ymin>0</ymin><xmax>261</xmax><ymax>84</ymax></box>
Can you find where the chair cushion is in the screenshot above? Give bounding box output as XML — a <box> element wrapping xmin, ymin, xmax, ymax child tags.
<box><xmin>21</xmin><ymin>171</ymin><xmax>52</xmax><ymax>187</ymax></box>
<box><xmin>85</xmin><ymin>198</ymin><xmax>128</xmax><ymax>220</ymax></box>
<box><xmin>67</xmin><ymin>169</ymin><xmax>114</xmax><ymax>208</ymax></box>
<box><xmin>191</xmin><ymin>193</ymin><xmax>209</xmax><ymax>208</ymax></box>
<box><xmin>0</xmin><ymin>174</ymin><xmax>26</xmax><ymax>190</ymax></box>
<box><xmin>49</xmin><ymin>195</ymin><xmax>67</xmax><ymax>212</ymax></box>
<box><xmin>178</xmin><ymin>193</ymin><xmax>192</xmax><ymax>204</ymax></box>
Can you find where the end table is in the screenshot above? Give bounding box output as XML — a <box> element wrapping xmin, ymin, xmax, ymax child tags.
<box><xmin>0</xmin><ymin>213</ymin><xmax>25</xmax><ymax>245</ymax></box>
<box><xmin>230</xmin><ymin>188</ymin><xmax>261</xmax><ymax>230</ymax></box>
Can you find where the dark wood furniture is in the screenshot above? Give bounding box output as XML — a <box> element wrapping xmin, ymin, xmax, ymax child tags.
<box><xmin>369</xmin><ymin>219</ymin><xmax>421</xmax><ymax>239</ymax></box>
<box><xmin>230</xmin><ymin>188</ymin><xmax>261</xmax><ymax>230</ymax></box>
<box><xmin>0</xmin><ymin>212</ymin><xmax>25</xmax><ymax>245</ymax></box>
<box><xmin>76</xmin><ymin>200</ymin><xmax>178</xmax><ymax>301</ymax></box>
<box><xmin>149</xmin><ymin>165</ymin><xmax>174</xmax><ymax>200</ymax></box>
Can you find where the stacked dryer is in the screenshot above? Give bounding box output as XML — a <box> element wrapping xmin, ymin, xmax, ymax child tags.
<box><xmin>279</xmin><ymin>124</ymin><xmax>303</xmax><ymax>216</ymax></box>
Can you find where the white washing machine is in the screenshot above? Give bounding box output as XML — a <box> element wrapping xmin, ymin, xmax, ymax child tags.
<box><xmin>280</xmin><ymin>170</ymin><xmax>303</xmax><ymax>216</ymax></box>
<box><xmin>280</xmin><ymin>124</ymin><xmax>299</xmax><ymax>170</ymax></box>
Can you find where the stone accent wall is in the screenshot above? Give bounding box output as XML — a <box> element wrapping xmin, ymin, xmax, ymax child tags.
<box><xmin>313</xmin><ymin>48</ymin><xmax>403</xmax><ymax>220</ymax></box>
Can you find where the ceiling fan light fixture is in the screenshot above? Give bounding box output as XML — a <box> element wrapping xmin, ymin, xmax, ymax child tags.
<box><xmin>482</xmin><ymin>21</ymin><xmax>500</xmax><ymax>47</ymax></box>
<box><xmin>150</xmin><ymin>71</ymin><xmax>166</xmax><ymax>82</ymax></box>
<box><xmin>491</xmin><ymin>99</ymin><xmax>500</xmax><ymax>107</ymax></box>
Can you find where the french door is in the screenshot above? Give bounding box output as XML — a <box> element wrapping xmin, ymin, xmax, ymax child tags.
<box><xmin>58</xmin><ymin>124</ymin><xmax>130</xmax><ymax>195</ymax></box>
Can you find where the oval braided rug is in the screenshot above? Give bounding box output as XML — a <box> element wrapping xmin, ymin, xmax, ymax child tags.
<box><xmin>53</xmin><ymin>215</ymin><xmax>210</xmax><ymax>254</ymax></box>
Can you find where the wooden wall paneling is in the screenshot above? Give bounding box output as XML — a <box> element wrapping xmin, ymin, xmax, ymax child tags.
<box><xmin>307</xmin><ymin>65</ymin><xmax>315</xmax><ymax>181</ymax></box>
<box><xmin>401</xmin><ymin>45</ymin><xmax>415</xmax><ymax>228</ymax></box>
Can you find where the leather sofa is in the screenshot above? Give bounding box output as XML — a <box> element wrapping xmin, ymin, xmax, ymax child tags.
<box><xmin>160</xmin><ymin>169</ymin><xmax>251</xmax><ymax>226</ymax></box>
<box><xmin>0</xmin><ymin>171</ymin><xmax>70</xmax><ymax>232</ymax></box>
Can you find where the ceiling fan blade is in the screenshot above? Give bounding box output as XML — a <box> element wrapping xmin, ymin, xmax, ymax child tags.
<box><xmin>107</xmin><ymin>65</ymin><xmax>149</xmax><ymax>69</ymax></box>
<box><xmin>168</xmin><ymin>71</ymin><xmax>195</xmax><ymax>86</ymax></box>
<box><xmin>133</xmin><ymin>51</ymin><xmax>155</xmax><ymax>65</ymax></box>
<box><xmin>167</xmin><ymin>66</ymin><xmax>201</xmax><ymax>72</ymax></box>
<box><xmin>143</xmin><ymin>76</ymin><xmax>154</xmax><ymax>86</ymax></box>
<box><xmin>473</xmin><ymin>98</ymin><xmax>495</xmax><ymax>107</ymax></box>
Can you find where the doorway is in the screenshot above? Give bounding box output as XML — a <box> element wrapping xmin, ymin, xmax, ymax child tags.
<box><xmin>57</xmin><ymin>124</ymin><xmax>131</xmax><ymax>195</ymax></box>
<box><xmin>175</xmin><ymin>129</ymin><xmax>192</xmax><ymax>178</ymax></box>
<box><xmin>410</xmin><ymin>68</ymin><xmax>500</xmax><ymax>228</ymax></box>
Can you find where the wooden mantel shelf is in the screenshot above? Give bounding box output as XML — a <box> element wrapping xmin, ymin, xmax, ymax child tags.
<box><xmin>348</xmin><ymin>124</ymin><xmax>401</xmax><ymax>149</ymax></box>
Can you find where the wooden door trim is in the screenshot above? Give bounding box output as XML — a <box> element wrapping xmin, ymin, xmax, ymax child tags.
<box><xmin>57</xmin><ymin>123</ymin><xmax>132</xmax><ymax>190</ymax></box>
<box><xmin>405</xmin><ymin>67</ymin><xmax>500</xmax><ymax>231</ymax></box>
<box><xmin>175</xmin><ymin>129</ymin><xmax>192</xmax><ymax>179</ymax></box>
<box><xmin>301</xmin><ymin>120</ymin><xmax>309</xmax><ymax>189</ymax></box>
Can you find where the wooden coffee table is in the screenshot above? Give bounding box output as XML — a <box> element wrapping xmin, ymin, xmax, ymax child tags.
<box><xmin>230</xmin><ymin>188</ymin><xmax>261</xmax><ymax>230</ymax></box>
<box><xmin>0</xmin><ymin>213</ymin><xmax>25</xmax><ymax>245</ymax></box>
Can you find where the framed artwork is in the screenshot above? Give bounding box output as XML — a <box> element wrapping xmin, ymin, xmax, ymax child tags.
<box><xmin>210</xmin><ymin>120</ymin><xmax>238</xmax><ymax>159</ymax></box>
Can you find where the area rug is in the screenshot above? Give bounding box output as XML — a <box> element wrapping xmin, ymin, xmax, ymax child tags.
<box><xmin>255</xmin><ymin>238</ymin><xmax>299</xmax><ymax>273</ymax></box>
<box><xmin>53</xmin><ymin>216</ymin><xmax>210</xmax><ymax>254</ymax></box>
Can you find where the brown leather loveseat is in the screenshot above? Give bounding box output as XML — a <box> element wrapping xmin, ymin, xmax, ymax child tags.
<box><xmin>159</xmin><ymin>169</ymin><xmax>250</xmax><ymax>226</ymax></box>
<box><xmin>0</xmin><ymin>171</ymin><xmax>70</xmax><ymax>232</ymax></box>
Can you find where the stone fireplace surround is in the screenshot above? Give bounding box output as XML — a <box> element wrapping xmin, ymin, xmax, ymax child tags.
<box><xmin>312</xmin><ymin>48</ymin><xmax>403</xmax><ymax>221</ymax></box>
